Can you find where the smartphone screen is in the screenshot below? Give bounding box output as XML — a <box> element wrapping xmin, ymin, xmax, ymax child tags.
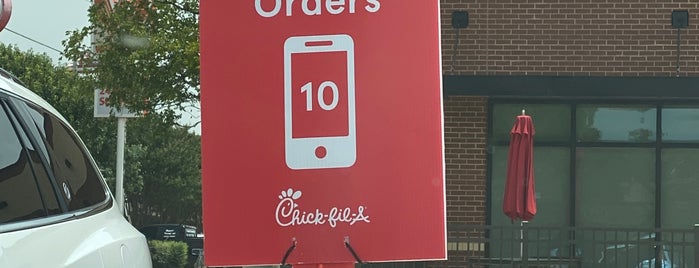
<box><xmin>291</xmin><ymin>51</ymin><xmax>349</xmax><ymax>138</ymax></box>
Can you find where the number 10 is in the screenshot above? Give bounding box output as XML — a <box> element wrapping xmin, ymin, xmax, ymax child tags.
<box><xmin>301</xmin><ymin>81</ymin><xmax>339</xmax><ymax>111</ymax></box>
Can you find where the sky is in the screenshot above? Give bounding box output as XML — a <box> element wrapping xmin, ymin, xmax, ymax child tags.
<box><xmin>0</xmin><ymin>0</ymin><xmax>202</xmax><ymax>134</ymax></box>
<box><xmin>0</xmin><ymin>0</ymin><xmax>91</xmax><ymax>64</ymax></box>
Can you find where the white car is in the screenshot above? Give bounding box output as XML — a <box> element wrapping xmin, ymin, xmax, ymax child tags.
<box><xmin>0</xmin><ymin>69</ymin><xmax>151</xmax><ymax>268</ymax></box>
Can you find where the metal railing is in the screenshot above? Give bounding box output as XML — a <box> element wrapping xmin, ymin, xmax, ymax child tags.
<box><xmin>358</xmin><ymin>262</ymin><xmax>428</xmax><ymax>268</ymax></box>
<box><xmin>203</xmin><ymin>225</ymin><xmax>698</xmax><ymax>268</ymax></box>
<box><xmin>446</xmin><ymin>223</ymin><xmax>699</xmax><ymax>268</ymax></box>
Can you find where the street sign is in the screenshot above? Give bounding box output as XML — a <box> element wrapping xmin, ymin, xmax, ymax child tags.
<box><xmin>93</xmin><ymin>89</ymin><xmax>137</xmax><ymax>118</ymax></box>
<box><xmin>201</xmin><ymin>1</ymin><xmax>445</xmax><ymax>266</ymax></box>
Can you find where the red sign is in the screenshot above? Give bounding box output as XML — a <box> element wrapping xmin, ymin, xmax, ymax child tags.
<box><xmin>201</xmin><ymin>1</ymin><xmax>445</xmax><ymax>266</ymax></box>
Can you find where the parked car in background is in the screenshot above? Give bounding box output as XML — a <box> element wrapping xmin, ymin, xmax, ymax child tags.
<box><xmin>0</xmin><ymin>69</ymin><xmax>152</xmax><ymax>267</ymax></box>
<box><xmin>597</xmin><ymin>233</ymin><xmax>682</xmax><ymax>268</ymax></box>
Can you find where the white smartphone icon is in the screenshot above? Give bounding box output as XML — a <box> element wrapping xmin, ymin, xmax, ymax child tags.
<box><xmin>284</xmin><ymin>34</ymin><xmax>356</xmax><ymax>170</ymax></box>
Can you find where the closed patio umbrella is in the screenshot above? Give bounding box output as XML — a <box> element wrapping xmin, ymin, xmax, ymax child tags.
<box><xmin>503</xmin><ymin>111</ymin><xmax>537</xmax><ymax>222</ymax></box>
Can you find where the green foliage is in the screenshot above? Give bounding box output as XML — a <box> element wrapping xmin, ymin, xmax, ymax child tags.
<box><xmin>124</xmin><ymin>118</ymin><xmax>202</xmax><ymax>228</ymax></box>
<box><xmin>63</xmin><ymin>0</ymin><xmax>200</xmax><ymax>126</ymax></box>
<box><xmin>148</xmin><ymin>240</ymin><xmax>188</xmax><ymax>268</ymax></box>
<box><xmin>0</xmin><ymin>44</ymin><xmax>112</xmax><ymax>157</ymax></box>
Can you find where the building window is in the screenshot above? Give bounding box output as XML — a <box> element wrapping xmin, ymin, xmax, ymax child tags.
<box><xmin>575</xmin><ymin>147</ymin><xmax>655</xmax><ymax>228</ymax></box>
<box><xmin>576</xmin><ymin>105</ymin><xmax>656</xmax><ymax>143</ymax></box>
<box><xmin>662</xmin><ymin>107</ymin><xmax>699</xmax><ymax>142</ymax></box>
<box><xmin>489</xmin><ymin>101</ymin><xmax>699</xmax><ymax>230</ymax></box>
<box><xmin>492</xmin><ymin>104</ymin><xmax>570</xmax><ymax>143</ymax></box>
<box><xmin>661</xmin><ymin>149</ymin><xmax>699</xmax><ymax>228</ymax></box>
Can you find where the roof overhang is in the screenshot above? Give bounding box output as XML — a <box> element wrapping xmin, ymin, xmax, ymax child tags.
<box><xmin>444</xmin><ymin>75</ymin><xmax>699</xmax><ymax>99</ymax></box>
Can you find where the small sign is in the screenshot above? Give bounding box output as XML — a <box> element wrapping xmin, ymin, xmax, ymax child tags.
<box><xmin>94</xmin><ymin>89</ymin><xmax>137</xmax><ymax>118</ymax></box>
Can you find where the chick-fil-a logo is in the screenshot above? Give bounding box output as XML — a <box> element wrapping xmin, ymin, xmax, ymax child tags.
<box><xmin>275</xmin><ymin>188</ymin><xmax>370</xmax><ymax>228</ymax></box>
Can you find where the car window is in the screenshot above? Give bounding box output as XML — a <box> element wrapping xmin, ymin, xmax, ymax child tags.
<box><xmin>22</xmin><ymin>104</ymin><xmax>107</xmax><ymax>211</ymax></box>
<box><xmin>7</xmin><ymin>102</ymin><xmax>62</xmax><ymax>216</ymax></box>
<box><xmin>0</xmin><ymin>101</ymin><xmax>48</xmax><ymax>223</ymax></box>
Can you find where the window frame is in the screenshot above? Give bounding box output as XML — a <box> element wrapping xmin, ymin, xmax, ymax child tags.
<box><xmin>0</xmin><ymin>98</ymin><xmax>51</xmax><ymax>224</ymax></box>
<box><xmin>17</xmin><ymin>100</ymin><xmax>111</xmax><ymax>211</ymax></box>
<box><xmin>3</xmin><ymin>98</ymin><xmax>67</xmax><ymax>213</ymax></box>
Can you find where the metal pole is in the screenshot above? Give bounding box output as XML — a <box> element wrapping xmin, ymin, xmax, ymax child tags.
<box><xmin>520</xmin><ymin>221</ymin><xmax>524</xmax><ymax>258</ymax></box>
<box><xmin>694</xmin><ymin>224</ymin><xmax>699</xmax><ymax>268</ymax></box>
<box><xmin>676</xmin><ymin>28</ymin><xmax>681</xmax><ymax>78</ymax></box>
<box><xmin>116</xmin><ymin>117</ymin><xmax>127</xmax><ymax>215</ymax></box>
<box><xmin>522</xmin><ymin>221</ymin><xmax>529</xmax><ymax>268</ymax></box>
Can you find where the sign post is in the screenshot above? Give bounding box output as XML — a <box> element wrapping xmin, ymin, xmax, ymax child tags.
<box><xmin>115</xmin><ymin>117</ymin><xmax>126</xmax><ymax>214</ymax></box>
<box><xmin>201</xmin><ymin>1</ymin><xmax>445</xmax><ymax>267</ymax></box>
<box><xmin>94</xmin><ymin>89</ymin><xmax>137</xmax><ymax>214</ymax></box>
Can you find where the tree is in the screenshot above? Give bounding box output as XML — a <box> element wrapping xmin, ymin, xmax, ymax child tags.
<box><xmin>124</xmin><ymin>119</ymin><xmax>202</xmax><ymax>227</ymax></box>
<box><xmin>0</xmin><ymin>44</ymin><xmax>115</xmax><ymax>161</ymax></box>
<box><xmin>0</xmin><ymin>43</ymin><xmax>202</xmax><ymax>229</ymax></box>
<box><xmin>63</xmin><ymin>0</ymin><xmax>200</xmax><ymax>126</ymax></box>
<box><xmin>62</xmin><ymin>0</ymin><xmax>202</xmax><ymax>227</ymax></box>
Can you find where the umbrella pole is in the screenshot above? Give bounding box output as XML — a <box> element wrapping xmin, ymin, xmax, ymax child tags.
<box><xmin>520</xmin><ymin>221</ymin><xmax>529</xmax><ymax>261</ymax></box>
<box><xmin>520</xmin><ymin>221</ymin><xmax>523</xmax><ymax>258</ymax></box>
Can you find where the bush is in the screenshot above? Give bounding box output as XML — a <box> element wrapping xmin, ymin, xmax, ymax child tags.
<box><xmin>148</xmin><ymin>240</ymin><xmax>188</xmax><ymax>268</ymax></box>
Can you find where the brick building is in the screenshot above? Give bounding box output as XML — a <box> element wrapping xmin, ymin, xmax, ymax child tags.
<box><xmin>437</xmin><ymin>0</ymin><xmax>699</xmax><ymax>266</ymax></box>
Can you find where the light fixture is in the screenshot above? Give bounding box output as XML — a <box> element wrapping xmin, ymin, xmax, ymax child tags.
<box><xmin>449</xmin><ymin>11</ymin><xmax>469</xmax><ymax>73</ymax></box>
<box><xmin>452</xmin><ymin>11</ymin><xmax>469</xmax><ymax>29</ymax></box>
<box><xmin>672</xmin><ymin>10</ymin><xmax>689</xmax><ymax>29</ymax></box>
<box><xmin>672</xmin><ymin>10</ymin><xmax>689</xmax><ymax>77</ymax></box>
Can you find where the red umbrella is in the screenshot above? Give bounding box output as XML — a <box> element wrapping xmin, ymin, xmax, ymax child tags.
<box><xmin>503</xmin><ymin>111</ymin><xmax>537</xmax><ymax>222</ymax></box>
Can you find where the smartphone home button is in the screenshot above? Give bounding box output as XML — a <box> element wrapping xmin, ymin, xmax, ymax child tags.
<box><xmin>315</xmin><ymin>146</ymin><xmax>327</xmax><ymax>159</ymax></box>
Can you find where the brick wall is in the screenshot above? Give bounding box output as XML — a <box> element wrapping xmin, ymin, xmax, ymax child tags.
<box><xmin>444</xmin><ymin>96</ymin><xmax>488</xmax><ymax>225</ymax></box>
<box><xmin>439</xmin><ymin>95</ymin><xmax>488</xmax><ymax>266</ymax></box>
<box><xmin>441</xmin><ymin>0</ymin><xmax>699</xmax><ymax>76</ymax></box>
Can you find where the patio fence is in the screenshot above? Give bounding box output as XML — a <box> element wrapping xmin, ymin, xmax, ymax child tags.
<box><xmin>355</xmin><ymin>224</ymin><xmax>698</xmax><ymax>268</ymax></box>
<box><xmin>207</xmin><ymin>224</ymin><xmax>697</xmax><ymax>268</ymax></box>
<box><xmin>441</xmin><ymin>223</ymin><xmax>698</xmax><ymax>268</ymax></box>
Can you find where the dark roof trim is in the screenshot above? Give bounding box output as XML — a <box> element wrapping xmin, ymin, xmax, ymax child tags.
<box><xmin>444</xmin><ymin>75</ymin><xmax>699</xmax><ymax>99</ymax></box>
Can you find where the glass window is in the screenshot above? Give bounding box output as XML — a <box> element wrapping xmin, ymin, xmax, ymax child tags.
<box><xmin>576</xmin><ymin>105</ymin><xmax>656</xmax><ymax>142</ymax></box>
<box><xmin>492</xmin><ymin>104</ymin><xmax>571</xmax><ymax>143</ymax></box>
<box><xmin>576</xmin><ymin>147</ymin><xmax>655</xmax><ymax>228</ymax></box>
<box><xmin>661</xmin><ymin>149</ymin><xmax>699</xmax><ymax>228</ymax></box>
<box><xmin>0</xmin><ymin>103</ymin><xmax>46</xmax><ymax>223</ymax></box>
<box><xmin>24</xmin><ymin>105</ymin><xmax>107</xmax><ymax>211</ymax></box>
<box><xmin>11</xmin><ymin>108</ymin><xmax>61</xmax><ymax>216</ymax></box>
<box><xmin>662</xmin><ymin>107</ymin><xmax>699</xmax><ymax>142</ymax></box>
